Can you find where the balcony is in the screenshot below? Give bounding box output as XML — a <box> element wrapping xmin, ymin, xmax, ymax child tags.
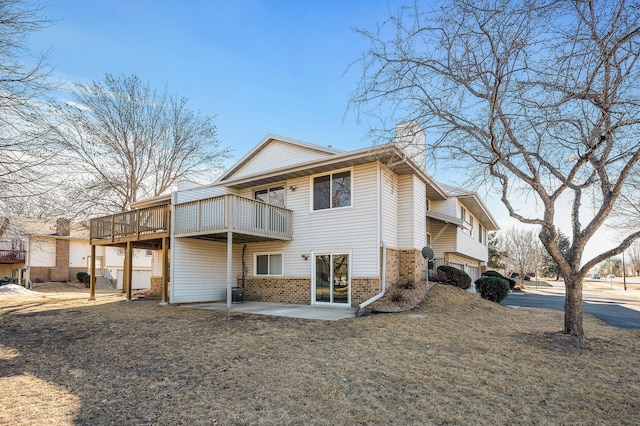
<box><xmin>0</xmin><ymin>249</ymin><xmax>25</xmax><ymax>264</ymax></box>
<box><xmin>174</xmin><ymin>194</ymin><xmax>293</xmax><ymax>242</ymax></box>
<box><xmin>90</xmin><ymin>203</ymin><xmax>171</xmax><ymax>246</ymax></box>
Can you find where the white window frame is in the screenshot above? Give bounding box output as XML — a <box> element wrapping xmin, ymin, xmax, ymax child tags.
<box><xmin>254</xmin><ymin>183</ymin><xmax>287</xmax><ymax>207</ymax></box>
<box><xmin>254</xmin><ymin>252</ymin><xmax>284</xmax><ymax>276</ymax></box>
<box><xmin>311</xmin><ymin>250</ymin><xmax>352</xmax><ymax>306</ymax></box>
<box><xmin>310</xmin><ymin>168</ymin><xmax>354</xmax><ymax>212</ymax></box>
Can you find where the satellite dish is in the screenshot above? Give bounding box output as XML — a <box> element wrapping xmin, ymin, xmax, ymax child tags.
<box><xmin>421</xmin><ymin>246</ymin><xmax>434</xmax><ymax>261</ymax></box>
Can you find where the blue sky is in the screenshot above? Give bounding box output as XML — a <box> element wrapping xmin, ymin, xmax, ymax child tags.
<box><xmin>24</xmin><ymin>0</ymin><xmax>622</xmax><ymax>264</ymax></box>
<box><xmin>29</xmin><ymin>0</ymin><xmax>400</xmax><ymax>163</ymax></box>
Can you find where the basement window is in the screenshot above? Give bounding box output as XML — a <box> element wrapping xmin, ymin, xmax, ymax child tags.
<box><xmin>256</xmin><ymin>253</ymin><xmax>283</xmax><ymax>276</ymax></box>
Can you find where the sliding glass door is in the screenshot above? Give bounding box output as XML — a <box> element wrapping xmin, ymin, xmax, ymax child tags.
<box><xmin>314</xmin><ymin>253</ymin><xmax>349</xmax><ymax>304</ymax></box>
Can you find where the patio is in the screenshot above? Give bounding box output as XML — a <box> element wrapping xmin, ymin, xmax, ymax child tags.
<box><xmin>186</xmin><ymin>301</ymin><xmax>356</xmax><ymax>320</ymax></box>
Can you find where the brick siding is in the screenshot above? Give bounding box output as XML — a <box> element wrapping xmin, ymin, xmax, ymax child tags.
<box><xmin>239</xmin><ymin>277</ymin><xmax>312</xmax><ymax>305</ymax></box>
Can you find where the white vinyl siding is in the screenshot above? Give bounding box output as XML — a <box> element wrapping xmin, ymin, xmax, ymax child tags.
<box><xmin>30</xmin><ymin>239</ymin><xmax>56</xmax><ymax>267</ymax></box>
<box><xmin>456</xmin><ymin>226</ymin><xmax>488</xmax><ymax>262</ymax></box>
<box><xmin>429</xmin><ymin>217</ymin><xmax>488</xmax><ymax>262</ymax></box>
<box><xmin>171</xmin><ymin>238</ymin><xmax>230</xmax><ymax>303</ymax></box>
<box><xmin>381</xmin><ymin>166</ymin><xmax>399</xmax><ymax>247</ymax></box>
<box><xmin>115</xmin><ymin>269</ymin><xmax>152</xmax><ymax>290</ymax></box>
<box><xmin>241</xmin><ymin>163</ymin><xmax>379</xmax><ymax>278</ymax></box>
<box><xmin>175</xmin><ymin>185</ymin><xmax>234</xmax><ymax>204</ymax></box>
<box><xmin>69</xmin><ymin>240</ymin><xmax>87</xmax><ymax>268</ymax></box>
<box><xmin>398</xmin><ymin>175</ymin><xmax>426</xmax><ymax>250</ymax></box>
<box><xmin>429</xmin><ymin>225</ymin><xmax>457</xmax><ymax>259</ymax></box>
<box><xmin>229</xmin><ymin>140</ymin><xmax>336</xmax><ymax>181</ymax></box>
<box><xmin>430</xmin><ymin>198</ymin><xmax>458</xmax><ymax>217</ymax></box>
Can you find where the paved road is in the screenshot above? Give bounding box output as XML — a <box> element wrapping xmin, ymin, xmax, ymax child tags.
<box><xmin>502</xmin><ymin>292</ymin><xmax>640</xmax><ymax>329</ymax></box>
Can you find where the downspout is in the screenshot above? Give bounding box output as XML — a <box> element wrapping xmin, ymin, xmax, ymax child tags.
<box><xmin>355</xmin><ymin>241</ymin><xmax>386</xmax><ymax>316</ymax></box>
<box><xmin>356</xmin><ymin>164</ymin><xmax>386</xmax><ymax>316</ymax></box>
<box><xmin>241</xmin><ymin>244</ymin><xmax>247</xmax><ymax>288</ymax></box>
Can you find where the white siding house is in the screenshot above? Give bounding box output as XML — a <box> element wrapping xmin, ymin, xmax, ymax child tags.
<box><xmin>87</xmin><ymin>123</ymin><xmax>499</xmax><ymax>307</ymax></box>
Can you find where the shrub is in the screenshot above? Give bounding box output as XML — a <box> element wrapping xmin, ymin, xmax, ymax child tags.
<box><xmin>437</xmin><ymin>265</ymin><xmax>471</xmax><ymax>290</ymax></box>
<box><xmin>482</xmin><ymin>270</ymin><xmax>516</xmax><ymax>289</ymax></box>
<box><xmin>475</xmin><ymin>277</ymin><xmax>510</xmax><ymax>303</ymax></box>
<box><xmin>387</xmin><ymin>287</ymin><xmax>406</xmax><ymax>303</ymax></box>
<box><xmin>77</xmin><ymin>271</ymin><xmax>89</xmax><ymax>283</ymax></box>
<box><xmin>430</xmin><ymin>270</ymin><xmax>447</xmax><ymax>282</ymax></box>
<box><xmin>397</xmin><ymin>279</ymin><xmax>415</xmax><ymax>290</ymax></box>
<box><xmin>82</xmin><ymin>274</ymin><xmax>91</xmax><ymax>288</ymax></box>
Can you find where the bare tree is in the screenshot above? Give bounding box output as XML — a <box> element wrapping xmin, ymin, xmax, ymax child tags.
<box><xmin>539</xmin><ymin>229</ymin><xmax>571</xmax><ymax>281</ymax></box>
<box><xmin>53</xmin><ymin>73</ymin><xmax>231</xmax><ymax>215</ymax></box>
<box><xmin>351</xmin><ymin>0</ymin><xmax>640</xmax><ymax>339</ymax></box>
<box><xmin>501</xmin><ymin>227</ymin><xmax>542</xmax><ymax>284</ymax></box>
<box><xmin>0</xmin><ymin>0</ymin><xmax>60</xmax><ymax>215</ymax></box>
<box><xmin>626</xmin><ymin>244</ymin><xmax>640</xmax><ymax>277</ymax></box>
<box><xmin>487</xmin><ymin>231</ymin><xmax>507</xmax><ymax>272</ymax></box>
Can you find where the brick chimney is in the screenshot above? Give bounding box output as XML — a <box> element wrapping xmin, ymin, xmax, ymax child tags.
<box><xmin>51</xmin><ymin>218</ymin><xmax>70</xmax><ymax>281</ymax></box>
<box><xmin>55</xmin><ymin>218</ymin><xmax>70</xmax><ymax>236</ymax></box>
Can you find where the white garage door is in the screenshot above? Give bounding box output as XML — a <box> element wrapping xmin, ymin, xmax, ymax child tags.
<box><xmin>116</xmin><ymin>269</ymin><xmax>152</xmax><ymax>290</ymax></box>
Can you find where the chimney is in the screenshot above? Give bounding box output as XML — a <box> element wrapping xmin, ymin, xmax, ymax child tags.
<box><xmin>56</xmin><ymin>218</ymin><xmax>70</xmax><ymax>236</ymax></box>
<box><xmin>395</xmin><ymin>121</ymin><xmax>426</xmax><ymax>170</ymax></box>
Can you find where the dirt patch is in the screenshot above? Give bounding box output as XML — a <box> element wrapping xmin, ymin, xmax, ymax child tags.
<box><xmin>369</xmin><ymin>279</ymin><xmax>435</xmax><ymax>313</ymax></box>
<box><xmin>1</xmin><ymin>284</ymin><xmax>639</xmax><ymax>425</ymax></box>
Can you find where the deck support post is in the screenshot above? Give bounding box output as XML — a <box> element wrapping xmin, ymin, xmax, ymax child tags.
<box><xmin>160</xmin><ymin>236</ymin><xmax>169</xmax><ymax>305</ymax></box>
<box><xmin>126</xmin><ymin>241</ymin><xmax>133</xmax><ymax>301</ymax></box>
<box><xmin>89</xmin><ymin>245</ymin><xmax>96</xmax><ymax>300</ymax></box>
<box><xmin>227</xmin><ymin>231</ymin><xmax>233</xmax><ymax>309</ymax></box>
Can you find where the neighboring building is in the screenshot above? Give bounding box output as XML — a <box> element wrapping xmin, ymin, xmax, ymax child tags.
<box><xmin>89</xmin><ymin>123</ymin><xmax>499</xmax><ymax>307</ymax></box>
<box><xmin>0</xmin><ymin>217</ymin><xmax>152</xmax><ymax>288</ymax></box>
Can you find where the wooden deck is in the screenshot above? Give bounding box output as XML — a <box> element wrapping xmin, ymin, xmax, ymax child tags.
<box><xmin>89</xmin><ymin>194</ymin><xmax>293</xmax><ymax>246</ymax></box>
<box><xmin>90</xmin><ymin>203</ymin><xmax>171</xmax><ymax>247</ymax></box>
<box><xmin>174</xmin><ymin>194</ymin><xmax>293</xmax><ymax>242</ymax></box>
<box><xmin>0</xmin><ymin>249</ymin><xmax>26</xmax><ymax>264</ymax></box>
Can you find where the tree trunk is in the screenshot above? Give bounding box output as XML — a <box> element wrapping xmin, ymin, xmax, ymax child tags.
<box><xmin>564</xmin><ymin>277</ymin><xmax>584</xmax><ymax>340</ymax></box>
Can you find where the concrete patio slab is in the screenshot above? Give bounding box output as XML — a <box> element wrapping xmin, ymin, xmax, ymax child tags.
<box><xmin>186</xmin><ymin>301</ymin><xmax>356</xmax><ymax>321</ymax></box>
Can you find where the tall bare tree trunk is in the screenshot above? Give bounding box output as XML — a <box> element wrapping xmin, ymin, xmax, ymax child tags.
<box><xmin>564</xmin><ymin>277</ymin><xmax>583</xmax><ymax>339</ymax></box>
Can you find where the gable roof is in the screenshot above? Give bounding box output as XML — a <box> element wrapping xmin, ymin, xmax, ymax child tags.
<box><xmin>218</xmin><ymin>142</ymin><xmax>448</xmax><ymax>201</ymax></box>
<box><xmin>439</xmin><ymin>184</ymin><xmax>500</xmax><ymax>230</ymax></box>
<box><xmin>218</xmin><ymin>134</ymin><xmax>344</xmax><ymax>183</ymax></box>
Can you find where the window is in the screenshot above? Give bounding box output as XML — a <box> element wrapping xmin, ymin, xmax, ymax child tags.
<box><xmin>461</xmin><ymin>205</ymin><xmax>473</xmax><ymax>236</ymax></box>
<box><xmin>313</xmin><ymin>170</ymin><xmax>351</xmax><ymax>210</ymax></box>
<box><xmin>145</xmin><ymin>250</ymin><xmax>153</xmax><ymax>257</ymax></box>
<box><xmin>255</xmin><ymin>186</ymin><xmax>285</xmax><ymax>207</ymax></box>
<box><xmin>426</xmin><ymin>233</ymin><xmax>432</xmax><ymax>247</ymax></box>
<box><xmin>256</xmin><ymin>253</ymin><xmax>283</xmax><ymax>276</ymax></box>
<box><xmin>479</xmin><ymin>225</ymin><xmax>484</xmax><ymax>243</ymax></box>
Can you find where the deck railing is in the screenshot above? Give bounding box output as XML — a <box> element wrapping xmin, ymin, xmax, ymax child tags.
<box><xmin>174</xmin><ymin>194</ymin><xmax>293</xmax><ymax>240</ymax></box>
<box><xmin>0</xmin><ymin>249</ymin><xmax>26</xmax><ymax>263</ymax></box>
<box><xmin>90</xmin><ymin>203</ymin><xmax>170</xmax><ymax>242</ymax></box>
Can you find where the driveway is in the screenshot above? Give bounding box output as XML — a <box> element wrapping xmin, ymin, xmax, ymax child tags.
<box><xmin>502</xmin><ymin>278</ymin><xmax>640</xmax><ymax>329</ymax></box>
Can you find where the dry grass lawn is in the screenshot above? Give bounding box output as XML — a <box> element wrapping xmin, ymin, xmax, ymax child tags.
<box><xmin>1</xmin><ymin>283</ymin><xmax>639</xmax><ymax>425</ymax></box>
